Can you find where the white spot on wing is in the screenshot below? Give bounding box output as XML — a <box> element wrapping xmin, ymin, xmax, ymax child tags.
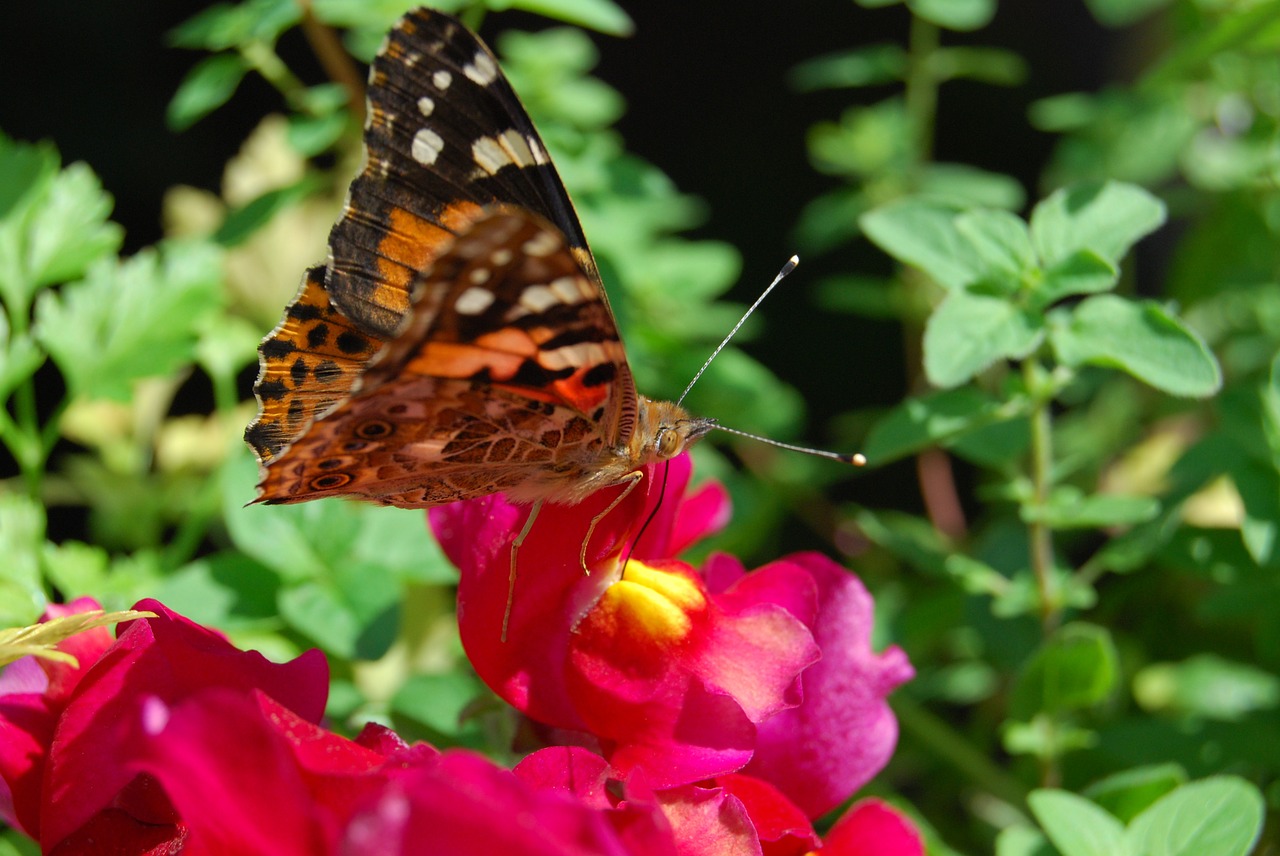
<box><xmin>526</xmin><ymin>135</ymin><xmax>549</xmax><ymax>165</ymax></box>
<box><xmin>469</xmin><ymin>267</ymin><xmax>492</xmax><ymax>285</ymax></box>
<box><xmin>464</xmin><ymin>50</ymin><xmax>498</xmax><ymax>86</ymax></box>
<box><xmin>456</xmin><ymin>287</ymin><xmax>496</xmax><ymax>314</ymax></box>
<box><xmin>549</xmin><ymin>276</ymin><xmax>583</xmax><ymax>304</ymax></box>
<box><xmin>490</xmin><ymin>248</ymin><xmax>513</xmax><ymax>266</ymax></box>
<box><xmin>411</xmin><ymin>128</ymin><xmax>444</xmax><ymax>165</ymax></box>
<box><xmin>520</xmin><ymin>284</ymin><xmax>560</xmax><ymax>313</ymax></box>
<box><xmin>471</xmin><ymin>129</ymin><xmax>538</xmax><ymax>175</ymax></box>
<box><xmin>432</xmin><ymin>70</ymin><xmax>453</xmax><ymax>90</ymax></box>
<box><xmin>417</xmin><ymin>96</ymin><xmax>435</xmax><ymax>116</ymax></box>
<box><xmin>522</xmin><ymin>231</ymin><xmax>560</xmax><ymax>258</ymax></box>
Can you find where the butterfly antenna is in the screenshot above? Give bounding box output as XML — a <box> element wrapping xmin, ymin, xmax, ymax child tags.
<box><xmin>676</xmin><ymin>255</ymin><xmax>799</xmax><ymax>408</ymax></box>
<box><xmin>714</xmin><ymin>425</ymin><xmax>866</xmax><ymax>467</ymax></box>
<box><xmin>677</xmin><ymin>254</ymin><xmax>867</xmax><ymax>468</ymax></box>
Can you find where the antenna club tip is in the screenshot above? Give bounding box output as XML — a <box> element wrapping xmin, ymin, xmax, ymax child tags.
<box><xmin>789</xmin><ymin>254</ymin><xmax>799</xmax><ymax>265</ymax></box>
<box><xmin>848</xmin><ymin>453</ymin><xmax>867</xmax><ymax>467</ymax></box>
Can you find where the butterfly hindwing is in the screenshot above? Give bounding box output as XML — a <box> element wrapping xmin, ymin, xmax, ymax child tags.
<box><xmin>326</xmin><ymin>7</ymin><xmax>598</xmax><ymax>338</ymax></box>
<box><xmin>255</xmin><ymin>210</ymin><xmax>636</xmax><ymax>507</ymax></box>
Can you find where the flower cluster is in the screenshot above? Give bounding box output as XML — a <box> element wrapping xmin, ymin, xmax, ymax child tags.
<box><xmin>1</xmin><ymin>456</ymin><xmax>918</xmax><ymax>853</ymax></box>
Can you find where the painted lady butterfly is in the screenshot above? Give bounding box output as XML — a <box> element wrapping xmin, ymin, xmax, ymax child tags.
<box><xmin>245</xmin><ymin>8</ymin><xmax>715</xmax><ymax>515</ymax></box>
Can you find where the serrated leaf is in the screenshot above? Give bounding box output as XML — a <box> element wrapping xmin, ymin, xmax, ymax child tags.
<box><xmin>1049</xmin><ymin>295</ymin><xmax>1222</xmax><ymax>397</ymax></box>
<box><xmin>34</xmin><ymin>241</ymin><xmax>223</xmax><ymax>401</ymax></box>
<box><xmin>1029</xmin><ymin>181</ymin><xmax>1166</xmax><ymax>269</ymax></box>
<box><xmin>168</xmin><ymin>53</ymin><xmax>249</xmax><ymax>131</ymax></box>
<box><xmin>1125</xmin><ymin>777</ymin><xmax>1263</xmax><ymax>856</ymax></box>
<box><xmin>955</xmin><ymin>208</ymin><xmax>1035</xmax><ymax>280</ymax></box>
<box><xmin>861</xmin><ymin>198</ymin><xmax>986</xmax><ymax>290</ymax></box>
<box><xmin>924</xmin><ymin>290</ymin><xmax>1043</xmax><ymax>387</ymax></box>
<box><xmin>0</xmin><ymin>312</ymin><xmax>45</xmax><ymax>403</ymax></box>
<box><xmin>1013</xmin><ymin>622</ymin><xmax>1120</xmax><ymax>716</ymax></box>
<box><xmin>790</xmin><ymin>44</ymin><xmax>907</xmax><ymax>91</ymax></box>
<box><xmin>1036</xmin><ymin>248</ymin><xmax>1117</xmax><ymax>306</ymax></box>
<box><xmin>863</xmin><ymin>387</ymin><xmax>1004</xmax><ymax>463</ymax></box>
<box><xmin>0</xmin><ymin>515</ymin><xmax>47</xmax><ymax>627</ymax></box>
<box><xmin>1028</xmin><ymin>790</ymin><xmax>1131</xmax><ymax>856</ymax></box>
<box><xmin>907</xmin><ymin>0</ymin><xmax>996</xmax><ymax>30</ymax></box>
<box><xmin>0</xmin><ymin>134</ymin><xmax>57</xmax><ymax>220</ymax></box>
<box><xmin>0</xmin><ymin>154</ymin><xmax>123</xmax><ymax>314</ymax></box>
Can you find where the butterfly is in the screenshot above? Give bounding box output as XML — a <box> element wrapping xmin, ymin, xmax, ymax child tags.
<box><xmin>245</xmin><ymin>8</ymin><xmax>715</xmax><ymax>519</ymax></box>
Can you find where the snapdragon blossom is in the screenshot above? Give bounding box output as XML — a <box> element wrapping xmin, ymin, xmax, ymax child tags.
<box><xmin>430</xmin><ymin>453</ymin><xmax>914</xmax><ymax>812</ymax></box>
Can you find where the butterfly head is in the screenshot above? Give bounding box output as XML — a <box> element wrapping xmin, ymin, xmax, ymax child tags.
<box><xmin>634</xmin><ymin>398</ymin><xmax>716</xmax><ymax>467</ymax></box>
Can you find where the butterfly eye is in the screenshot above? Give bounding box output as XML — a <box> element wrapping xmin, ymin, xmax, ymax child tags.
<box><xmin>655</xmin><ymin>428</ymin><xmax>681</xmax><ymax>459</ymax></box>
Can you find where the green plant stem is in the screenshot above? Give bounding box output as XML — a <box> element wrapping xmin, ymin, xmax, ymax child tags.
<box><xmin>240</xmin><ymin>41</ymin><xmax>308</xmax><ymax>107</ymax></box>
<box><xmin>903</xmin><ymin>15</ymin><xmax>940</xmax><ymax>176</ymax></box>
<box><xmin>893</xmin><ymin>694</ymin><xmax>1029</xmax><ymax>811</ymax></box>
<box><xmin>1023</xmin><ymin>359</ymin><xmax>1059</xmax><ymax>635</ymax></box>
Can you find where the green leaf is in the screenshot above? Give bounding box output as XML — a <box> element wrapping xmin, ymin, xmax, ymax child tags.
<box><xmin>393</xmin><ymin>671</ymin><xmax>486</xmax><ymax>739</ymax></box>
<box><xmin>0</xmin><ymin>313</ymin><xmax>45</xmax><ymax>403</ymax></box>
<box><xmin>1012</xmin><ymin>622</ymin><xmax>1120</xmax><ymax>717</ymax></box>
<box><xmin>490</xmin><ymin>0</ymin><xmax>634</xmax><ymax>36</ymax></box>
<box><xmin>861</xmin><ymin>198</ymin><xmax>986</xmax><ymax>290</ymax></box>
<box><xmin>1029</xmin><ymin>181</ymin><xmax>1166</xmax><ymax>269</ymax></box>
<box><xmin>1027</xmin><ymin>486</ymin><xmax>1160</xmax><ymax>529</ymax></box>
<box><xmin>279</xmin><ymin>565</ymin><xmax>400</xmax><ymax>660</ymax></box>
<box><xmin>850</xmin><ymin>507</ymin><xmax>953</xmax><ymax>577</ymax></box>
<box><xmin>907</xmin><ymin>0</ymin><xmax>996</xmax><ymax>31</ymax></box>
<box><xmin>0</xmin><ymin>149</ymin><xmax>123</xmax><ymax>313</ymax></box>
<box><xmin>1084</xmin><ymin>0</ymin><xmax>1172</xmax><ymax>26</ymax></box>
<box><xmin>928</xmin><ymin>46</ymin><xmax>1027</xmax><ymax>85</ymax></box>
<box><xmin>1049</xmin><ymin>295</ymin><xmax>1222</xmax><ymax>397</ymax></box>
<box><xmin>0</xmin><ymin>493</ymin><xmax>48</xmax><ymax>626</ymax></box>
<box><xmin>0</xmin><ymin>134</ymin><xmax>57</xmax><ymax>220</ymax></box>
<box><xmin>1133</xmin><ymin>655</ymin><xmax>1280</xmax><ymax>721</ymax></box>
<box><xmin>1125</xmin><ymin>777</ymin><xmax>1264</xmax><ymax>856</ymax></box>
<box><xmin>34</xmin><ymin>241</ymin><xmax>224</xmax><ymax>401</ymax></box>
<box><xmin>863</xmin><ymin>387</ymin><xmax>1005</xmax><ymax>464</ymax></box>
<box><xmin>1083</xmin><ymin>764</ymin><xmax>1186</xmax><ymax>824</ymax></box>
<box><xmin>168</xmin><ymin>0</ymin><xmax>300</xmax><ymax>50</ymax></box>
<box><xmin>215</xmin><ymin>177</ymin><xmax>327</xmax><ymax>246</ymax></box>
<box><xmin>167</xmin><ymin>53</ymin><xmax>249</xmax><ymax>131</ymax></box>
<box><xmin>1228</xmin><ymin>455</ymin><xmax>1280</xmax><ymax>566</ymax></box>
<box><xmin>1028</xmin><ymin>790</ymin><xmax>1131</xmax><ymax>856</ymax></box>
<box><xmin>924</xmin><ymin>290</ymin><xmax>1043</xmax><ymax>387</ymax></box>
<box><xmin>1035</xmin><ymin>249</ymin><xmax>1117</xmax><ymax>306</ymax></box>
<box><xmin>995</xmin><ymin>826</ymin><xmax>1055</xmax><ymax>856</ymax></box>
<box><xmin>789</xmin><ymin>44</ymin><xmax>907</xmax><ymax>91</ymax></box>
<box><xmin>917</xmin><ymin>163</ymin><xmax>1027</xmax><ymax>210</ymax></box>
<box><xmin>954</xmin><ymin>208</ymin><xmax>1035</xmax><ymax>281</ymax></box>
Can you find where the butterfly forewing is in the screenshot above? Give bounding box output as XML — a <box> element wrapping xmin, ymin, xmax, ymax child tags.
<box><xmin>248</xmin><ymin>8</ymin><xmax>712</xmax><ymax>512</ymax></box>
<box><xmin>327</xmin><ymin>8</ymin><xmax>598</xmax><ymax>337</ymax></box>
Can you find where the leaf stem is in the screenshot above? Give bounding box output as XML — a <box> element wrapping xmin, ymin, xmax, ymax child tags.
<box><xmin>1023</xmin><ymin>358</ymin><xmax>1059</xmax><ymax>633</ymax></box>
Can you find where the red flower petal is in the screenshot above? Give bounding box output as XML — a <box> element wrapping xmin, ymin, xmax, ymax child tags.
<box><xmin>821</xmin><ymin>799</ymin><xmax>924</xmax><ymax>856</ymax></box>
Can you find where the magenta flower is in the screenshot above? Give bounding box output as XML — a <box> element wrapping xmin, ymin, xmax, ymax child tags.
<box><xmin>0</xmin><ymin>597</ymin><xmax>327</xmax><ymax>853</ymax></box>
<box><xmin>431</xmin><ymin>452</ymin><xmax>913</xmax><ymax>812</ymax></box>
<box><xmin>431</xmin><ymin>454</ymin><xmax>822</xmax><ymax>785</ymax></box>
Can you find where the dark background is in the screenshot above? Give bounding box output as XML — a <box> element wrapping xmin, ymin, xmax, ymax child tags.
<box><xmin>0</xmin><ymin>1</ymin><xmax>1121</xmax><ymax>536</ymax></box>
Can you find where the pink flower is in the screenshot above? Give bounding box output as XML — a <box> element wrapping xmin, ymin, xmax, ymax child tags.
<box><xmin>431</xmin><ymin>455</ymin><xmax>821</xmax><ymax>785</ymax></box>
<box><xmin>0</xmin><ymin>598</ymin><xmax>327</xmax><ymax>853</ymax></box>
<box><xmin>0</xmin><ymin>597</ymin><xmax>115</xmax><ymax>839</ymax></box>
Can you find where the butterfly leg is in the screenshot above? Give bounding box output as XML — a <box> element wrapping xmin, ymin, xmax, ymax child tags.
<box><xmin>580</xmin><ymin>470</ymin><xmax>645</xmax><ymax>574</ymax></box>
<box><xmin>504</xmin><ymin>500</ymin><xmax>544</xmax><ymax>642</ymax></box>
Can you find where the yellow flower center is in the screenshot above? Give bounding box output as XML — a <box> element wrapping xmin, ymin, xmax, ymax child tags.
<box><xmin>594</xmin><ymin>560</ymin><xmax>706</xmax><ymax>645</ymax></box>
